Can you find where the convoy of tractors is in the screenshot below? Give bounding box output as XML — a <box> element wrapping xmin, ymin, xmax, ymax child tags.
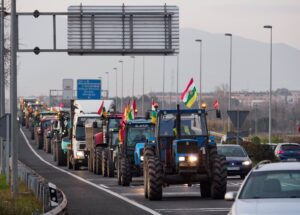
<box><xmin>19</xmin><ymin>97</ymin><xmax>227</xmax><ymax>200</ymax></box>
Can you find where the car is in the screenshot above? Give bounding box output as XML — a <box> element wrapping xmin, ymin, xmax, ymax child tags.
<box><xmin>265</xmin><ymin>143</ymin><xmax>277</xmax><ymax>151</ymax></box>
<box><xmin>221</xmin><ymin>135</ymin><xmax>244</xmax><ymax>144</ymax></box>
<box><xmin>274</xmin><ymin>143</ymin><xmax>300</xmax><ymax>161</ymax></box>
<box><xmin>217</xmin><ymin>144</ymin><xmax>252</xmax><ymax>179</ymax></box>
<box><xmin>225</xmin><ymin>161</ymin><xmax>300</xmax><ymax>215</ymax></box>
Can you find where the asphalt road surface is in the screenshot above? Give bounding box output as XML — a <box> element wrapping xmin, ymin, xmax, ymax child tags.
<box><xmin>19</xmin><ymin>128</ymin><xmax>241</xmax><ymax>215</ymax></box>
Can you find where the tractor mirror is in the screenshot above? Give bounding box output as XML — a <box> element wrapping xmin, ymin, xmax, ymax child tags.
<box><xmin>216</xmin><ymin>109</ymin><xmax>221</xmax><ymax>119</ymax></box>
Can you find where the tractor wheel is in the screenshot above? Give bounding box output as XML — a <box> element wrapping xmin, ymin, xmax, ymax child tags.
<box><xmin>47</xmin><ymin>138</ymin><xmax>51</xmax><ymax>153</ymax></box>
<box><xmin>95</xmin><ymin>147</ymin><xmax>103</xmax><ymax>175</ymax></box>
<box><xmin>200</xmin><ymin>181</ymin><xmax>211</xmax><ymax>198</ymax></box>
<box><xmin>120</xmin><ymin>157</ymin><xmax>131</xmax><ymax>186</ymax></box>
<box><xmin>107</xmin><ymin>159</ymin><xmax>114</xmax><ymax>177</ymax></box>
<box><xmin>37</xmin><ymin>136</ymin><xmax>43</xmax><ymax>150</ymax></box>
<box><xmin>147</xmin><ymin>156</ymin><xmax>163</xmax><ymax>200</ymax></box>
<box><xmin>67</xmin><ymin>150</ymin><xmax>73</xmax><ymax>169</ymax></box>
<box><xmin>117</xmin><ymin>154</ymin><xmax>121</xmax><ymax>185</ymax></box>
<box><xmin>210</xmin><ymin>154</ymin><xmax>227</xmax><ymax>199</ymax></box>
<box><xmin>57</xmin><ymin>142</ymin><xmax>65</xmax><ymax>166</ymax></box>
<box><xmin>31</xmin><ymin>130</ymin><xmax>35</xmax><ymax>140</ymax></box>
<box><xmin>53</xmin><ymin>141</ymin><xmax>57</xmax><ymax>162</ymax></box>
<box><xmin>144</xmin><ymin>158</ymin><xmax>149</xmax><ymax>198</ymax></box>
<box><xmin>143</xmin><ymin>145</ymin><xmax>155</xmax><ymax>162</ymax></box>
<box><xmin>102</xmin><ymin>150</ymin><xmax>108</xmax><ymax>177</ymax></box>
<box><xmin>73</xmin><ymin>160</ymin><xmax>79</xmax><ymax>171</ymax></box>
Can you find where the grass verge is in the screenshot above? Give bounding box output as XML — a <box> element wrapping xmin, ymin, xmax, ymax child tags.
<box><xmin>0</xmin><ymin>174</ymin><xmax>43</xmax><ymax>215</ymax></box>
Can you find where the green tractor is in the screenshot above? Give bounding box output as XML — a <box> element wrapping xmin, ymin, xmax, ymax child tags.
<box><xmin>143</xmin><ymin>105</ymin><xmax>227</xmax><ymax>200</ymax></box>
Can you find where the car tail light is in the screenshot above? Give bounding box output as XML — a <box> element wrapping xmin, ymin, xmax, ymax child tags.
<box><xmin>276</xmin><ymin>150</ymin><xmax>284</xmax><ymax>154</ymax></box>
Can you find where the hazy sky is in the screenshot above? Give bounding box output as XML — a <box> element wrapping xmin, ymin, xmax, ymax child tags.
<box><xmin>14</xmin><ymin>0</ymin><xmax>300</xmax><ymax>97</ymax></box>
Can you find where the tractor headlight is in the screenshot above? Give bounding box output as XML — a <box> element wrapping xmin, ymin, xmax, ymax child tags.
<box><xmin>179</xmin><ymin>156</ymin><xmax>185</xmax><ymax>162</ymax></box>
<box><xmin>188</xmin><ymin>156</ymin><xmax>198</xmax><ymax>163</ymax></box>
<box><xmin>140</xmin><ymin>156</ymin><xmax>144</xmax><ymax>161</ymax></box>
<box><xmin>76</xmin><ymin>151</ymin><xmax>85</xmax><ymax>158</ymax></box>
<box><xmin>242</xmin><ymin>160</ymin><xmax>252</xmax><ymax>166</ymax></box>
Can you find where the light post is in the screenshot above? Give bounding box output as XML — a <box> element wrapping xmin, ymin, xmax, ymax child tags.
<box><xmin>225</xmin><ymin>33</ymin><xmax>232</xmax><ymax>131</ymax></box>
<box><xmin>130</xmin><ymin>56</ymin><xmax>135</xmax><ymax>98</ymax></box>
<box><xmin>195</xmin><ymin>39</ymin><xmax>202</xmax><ymax>107</ymax></box>
<box><xmin>162</xmin><ymin>56</ymin><xmax>165</xmax><ymax>109</ymax></box>
<box><xmin>105</xmin><ymin>71</ymin><xmax>109</xmax><ymax>99</ymax></box>
<box><xmin>119</xmin><ymin>60</ymin><xmax>124</xmax><ymax>111</ymax></box>
<box><xmin>264</xmin><ymin>25</ymin><xmax>272</xmax><ymax>144</ymax></box>
<box><xmin>142</xmin><ymin>56</ymin><xmax>145</xmax><ymax>115</ymax></box>
<box><xmin>113</xmin><ymin>67</ymin><xmax>118</xmax><ymax>111</ymax></box>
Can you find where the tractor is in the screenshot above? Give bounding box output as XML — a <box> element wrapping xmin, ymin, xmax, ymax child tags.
<box><xmin>116</xmin><ymin>119</ymin><xmax>155</xmax><ymax>186</ymax></box>
<box><xmin>143</xmin><ymin>105</ymin><xmax>227</xmax><ymax>200</ymax></box>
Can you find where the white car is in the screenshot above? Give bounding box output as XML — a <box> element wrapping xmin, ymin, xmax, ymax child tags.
<box><xmin>225</xmin><ymin>161</ymin><xmax>300</xmax><ymax>215</ymax></box>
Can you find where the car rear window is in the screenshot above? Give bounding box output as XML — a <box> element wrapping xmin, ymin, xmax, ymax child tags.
<box><xmin>281</xmin><ymin>144</ymin><xmax>300</xmax><ymax>151</ymax></box>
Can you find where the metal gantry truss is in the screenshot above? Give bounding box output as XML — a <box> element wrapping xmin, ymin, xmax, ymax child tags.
<box><xmin>12</xmin><ymin>4</ymin><xmax>179</xmax><ymax>55</ymax></box>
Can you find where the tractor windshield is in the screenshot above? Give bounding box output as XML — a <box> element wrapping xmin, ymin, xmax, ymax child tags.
<box><xmin>109</xmin><ymin>118</ymin><xmax>121</xmax><ymax>130</ymax></box>
<box><xmin>158</xmin><ymin>113</ymin><xmax>208</xmax><ymax>137</ymax></box>
<box><xmin>126</xmin><ymin>124</ymin><xmax>155</xmax><ymax>147</ymax></box>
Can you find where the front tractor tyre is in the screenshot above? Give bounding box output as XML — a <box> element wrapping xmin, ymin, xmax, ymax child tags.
<box><xmin>120</xmin><ymin>158</ymin><xmax>131</xmax><ymax>186</ymax></box>
<box><xmin>147</xmin><ymin>157</ymin><xmax>163</xmax><ymax>201</ymax></box>
<box><xmin>210</xmin><ymin>154</ymin><xmax>227</xmax><ymax>199</ymax></box>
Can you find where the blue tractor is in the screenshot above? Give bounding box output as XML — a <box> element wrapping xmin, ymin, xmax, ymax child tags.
<box><xmin>117</xmin><ymin>119</ymin><xmax>155</xmax><ymax>186</ymax></box>
<box><xmin>143</xmin><ymin>105</ymin><xmax>227</xmax><ymax>200</ymax></box>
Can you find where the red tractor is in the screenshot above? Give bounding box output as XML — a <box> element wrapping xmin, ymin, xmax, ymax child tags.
<box><xmin>85</xmin><ymin>114</ymin><xmax>122</xmax><ymax>175</ymax></box>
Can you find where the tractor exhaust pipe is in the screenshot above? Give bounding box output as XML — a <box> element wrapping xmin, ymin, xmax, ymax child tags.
<box><xmin>176</xmin><ymin>104</ymin><xmax>181</xmax><ymax>139</ymax></box>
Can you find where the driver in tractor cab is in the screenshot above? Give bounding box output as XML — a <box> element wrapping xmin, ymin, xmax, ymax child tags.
<box><xmin>173</xmin><ymin>121</ymin><xmax>192</xmax><ymax>136</ymax></box>
<box><xmin>133</xmin><ymin>130</ymin><xmax>147</xmax><ymax>143</ymax></box>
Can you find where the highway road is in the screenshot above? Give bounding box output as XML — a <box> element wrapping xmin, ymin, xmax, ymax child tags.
<box><xmin>19</xmin><ymin>128</ymin><xmax>241</xmax><ymax>215</ymax></box>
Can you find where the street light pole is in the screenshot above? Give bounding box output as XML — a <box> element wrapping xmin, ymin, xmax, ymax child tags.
<box><xmin>162</xmin><ymin>55</ymin><xmax>165</xmax><ymax>109</ymax></box>
<box><xmin>105</xmin><ymin>72</ymin><xmax>109</xmax><ymax>99</ymax></box>
<box><xmin>142</xmin><ymin>56</ymin><xmax>145</xmax><ymax>115</ymax></box>
<box><xmin>225</xmin><ymin>33</ymin><xmax>232</xmax><ymax>131</ymax></box>
<box><xmin>264</xmin><ymin>25</ymin><xmax>273</xmax><ymax>144</ymax></box>
<box><xmin>113</xmin><ymin>67</ymin><xmax>118</xmax><ymax>112</ymax></box>
<box><xmin>131</xmin><ymin>56</ymin><xmax>135</xmax><ymax>98</ymax></box>
<box><xmin>195</xmin><ymin>39</ymin><xmax>202</xmax><ymax>107</ymax></box>
<box><xmin>119</xmin><ymin>60</ymin><xmax>124</xmax><ymax>111</ymax></box>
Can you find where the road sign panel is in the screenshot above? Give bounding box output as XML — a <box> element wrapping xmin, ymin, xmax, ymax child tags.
<box><xmin>77</xmin><ymin>79</ymin><xmax>101</xmax><ymax>100</ymax></box>
<box><xmin>227</xmin><ymin>110</ymin><xmax>249</xmax><ymax>129</ymax></box>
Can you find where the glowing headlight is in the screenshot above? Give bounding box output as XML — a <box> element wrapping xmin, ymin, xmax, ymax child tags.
<box><xmin>179</xmin><ymin>156</ymin><xmax>185</xmax><ymax>162</ymax></box>
<box><xmin>140</xmin><ymin>156</ymin><xmax>144</xmax><ymax>161</ymax></box>
<box><xmin>76</xmin><ymin>151</ymin><xmax>84</xmax><ymax>158</ymax></box>
<box><xmin>188</xmin><ymin>156</ymin><xmax>198</xmax><ymax>162</ymax></box>
<box><xmin>242</xmin><ymin>160</ymin><xmax>251</xmax><ymax>166</ymax></box>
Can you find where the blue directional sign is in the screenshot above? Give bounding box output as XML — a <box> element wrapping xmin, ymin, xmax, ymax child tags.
<box><xmin>77</xmin><ymin>79</ymin><xmax>101</xmax><ymax>100</ymax></box>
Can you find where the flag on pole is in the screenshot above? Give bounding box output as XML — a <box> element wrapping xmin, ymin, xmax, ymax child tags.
<box><xmin>132</xmin><ymin>99</ymin><xmax>138</xmax><ymax>117</ymax></box>
<box><xmin>213</xmin><ymin>100</ymin><xmax>220</xmax><ymax>109</ymax></box>
<box><xmin>180</xmin><ymin>78</ymin><xmax>198</xmax><ymax>108</ymax></box>
<box><xmin>97</xmin><ymin>101</ymin><xmax>104</xmax><ymax>115</ymax></box>
<box><xmin>151</xmin><ymin>100</ymin><xmax>158</xmax><ymax>124</ymax></box>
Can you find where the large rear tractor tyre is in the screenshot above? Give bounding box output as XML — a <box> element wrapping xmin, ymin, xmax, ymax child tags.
<box><xmin>117</xmin><ymin>154</ymin><xmax>121</xmax><ymax>185</ymax></box>
<box><xmin>147</xmin><ymin>157</ymin><xmax>163</xmax><ymax>201</ymax></box>
<box><xmin>53</xmin><ymin>141</ymin><xmax>57</xmax><ymax>162</ymax></box>
<box><xmin>37</xmin><ymin>136</ymin><xmax>43</xmax><ymax>150</ymax></box>
<box><xmin>95</xmin><ymin>147</ymin><xmax>103</xmax><ymax>175</ymax></box>
<box><xmin>120</xmin><ymin>158</ymin><xmax>131</xmax><ymax>186</ymax></box>
<box><xmin>144</xmin><ymin>159</ymin><xmax>149</xmax><ymax>199</ymax></box>
<box><xmin>31</xmin><ymin>130</ymin><xmax>35</xmax><ymax>140</ymax></box>
<box><xmin>210</xmin><ymin>155</ymin><xmax>227</xmax><ymax>199</ymax></box>
<box><xmin>102</xmin><ymin>150</ymin><xmax>108</xmax><ymax>177</ymax></box>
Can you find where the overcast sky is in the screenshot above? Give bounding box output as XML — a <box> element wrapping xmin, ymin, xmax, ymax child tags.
<box><xmin>14</xmin><ymin>0</ymin><xmax>300</xmax><ymax>97</ymax></box>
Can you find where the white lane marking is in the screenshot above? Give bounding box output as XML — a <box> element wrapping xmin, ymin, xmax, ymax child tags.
<box><xmin>122</xmin><ymin>192</ymin><xmax>201</xmax><ymax>197</ymax></box>
<box><xmin>99</xmin><ymin>184</ymin><xmax>109</xmax><ymax>189</ymax></box>
<box><xmin>156</xmin><ymin>208</ymin><xmax>230</xmax><ymax>212</ymax></box>
<box><xmin>20</xmin><ymin>129</ymin><xmax>160</xmax><ymax>215</ymax></box>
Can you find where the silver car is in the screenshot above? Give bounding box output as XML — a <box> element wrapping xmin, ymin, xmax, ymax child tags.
<box><xmin>225</xmin><ymin>161</ymin><xmax>300</xmax><ymax>215</ymax></box>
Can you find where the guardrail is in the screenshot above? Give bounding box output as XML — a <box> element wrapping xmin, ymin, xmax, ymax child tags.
<box><xmin>18</xmin><ymin>161</ymin><xmax>68</xmax><ymax>215</ymax></box>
